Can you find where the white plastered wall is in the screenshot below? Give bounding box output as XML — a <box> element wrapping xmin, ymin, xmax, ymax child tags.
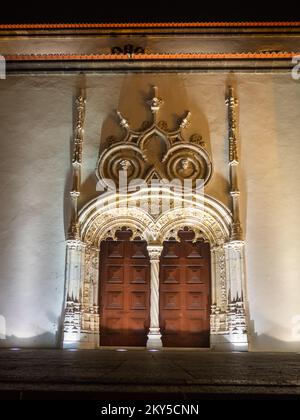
<box><xmin>0</xmin><ymin>72</ymin><xmax>299</xmax><ymax>350</ymax></box>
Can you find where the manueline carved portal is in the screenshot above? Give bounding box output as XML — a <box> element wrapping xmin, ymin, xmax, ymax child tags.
<box><xmin>63</xmin><ymin>87</ymin><xmax>248</xmax><ymax>351</ymax></box>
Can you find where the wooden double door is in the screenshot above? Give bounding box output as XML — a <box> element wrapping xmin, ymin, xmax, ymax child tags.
<box><xmin>100</xmin><ymin>231</ymin><xmax>211</xmax><ymax>347</ymax></box>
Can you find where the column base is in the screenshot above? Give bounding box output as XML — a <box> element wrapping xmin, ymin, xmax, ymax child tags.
<box><xmin>147</xmin><ymin>328</ymin><xmax>162</xmax><ymax>349</ymax></box>
<box><xmin>210</xmin><ymin>333</ymin><xmax>248</xmax><ymax>352</ymax></box>
<box><xmin>62</xmin><ymin>331</ymin><xmax>99</xmax><ymax>349</ymax></box>
<box><xmin>62</xmin><ymin>334</ymin><xmax>81</xmax><ymax>349</ymax></box>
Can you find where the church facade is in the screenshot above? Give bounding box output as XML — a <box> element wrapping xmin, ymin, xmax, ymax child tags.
<box><xmin>0</xmin><ymin>22</ymin><xmax>300</xmax><ymax>351</ymax></box>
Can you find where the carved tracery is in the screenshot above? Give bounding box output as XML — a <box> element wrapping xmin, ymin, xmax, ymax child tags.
<box><xmin>97</xmin><ymin>87</ymin><xmax>212</xmax><ymax>189</ymax></box>
<box><xmin>63</xmin><ymin>86</ymin><xmax>248</xmax><ymax>351</ymax></box>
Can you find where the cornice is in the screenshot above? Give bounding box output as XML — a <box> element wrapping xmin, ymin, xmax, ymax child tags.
<box><xmin>1</xmin><ymin>22</ymin><xmax>300</xmax><ymax>36</ymax></box>
<box><xmin>1</xmin><ymin>22</ymin><xmax>300</xmax><ymax>29</ymax></box>
<box><xmin>5</xmin><ymin>52</ymin><xmax>299</xmax><ymax>61</ymax></box>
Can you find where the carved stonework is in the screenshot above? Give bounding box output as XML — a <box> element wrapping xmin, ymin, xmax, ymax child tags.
<box><xmin>81</xmin><ymin>201</ymin><xmax>229</xmax><ymax>249</ymax></box>
<box><xmin>225</xmin><ymin>86</ymin><xmax>238</xmax><ymax>165</ymax></box>
<box><xmin>230</xmin><ymin>218</ymin><xmax>243</xmax><ymax>242</ymax></box>
<box><xmin>227</xmin><ymin>299</ymin><xmax>247</xmax><ymax>337</ymax></box>
<box><xmin>210</xmin><ymin>304</ymin><xmax>227</xmax><ymax>334</ymax></box>
<box><xmin>219</xmin><ymin>249</ymin><xmax>227</xmax><ymax>307</ymax></box>
<box><xmin>223</xmin><ymin>240</ymin><xmax>248</xmax><ymax>346</ymax></box>
<box><xmin>190</xmin><ymin>133</ymin><xmax>206</xmax><ymax>148</ymax></box>
<box><xmin>96</xmin><ymin>87</ymin><xmax>212</xmax><ymax>189</ymax></box>
<box><xmin>147</xmin><ymin>245</ymin><xmax>163</xmax><ymax>261</ymax></box>
<box><xmin>164</xmin><ymin>226</ymin><xmax>208</xmax><ymax>243</ymax></box>
<box><xmin>68</xmin><ymin>93</ymin><xmax>86</xmax><ymax>241</ymax></box>
<box><xmin>210</xmin><ymin>244</ymin><xmax>229</xmax><ymax>335</ymax></box>
<box><xmin>80</xmin><ymin>245</ymin><xmax>99</xmax><ymax>347</ymax></box>
<box><xmin>72</xmin><ymin>95</ymin><xmax>86</xmax><ymax>165</ymax></box>
<box><xmin>226</xmin><ymin>86</ymin><xmax>243</xmax><ymax>243</ymax></box>
<box><xmin>69</xmin><ymin>221</ymin><xmax>80</xmax><ymax>241</ymax></box>
<box><xmin>63</xmin><ymin>300</ymin><xmax>81</xmax><ymax>342</ymax></box>
<box><xmin>83</xmin><ymin>208</ymin><xmax>155</xmax><ymax>247</ymax></box>
<box><xmin>111</xmin><ymin>44</ymin><xmax>145</xmax><ymax>55</ymax></box>
<box><xmin>62</xmin><ymin>86</ymin><xmax>249</xmax><ymax>351</ymax></box>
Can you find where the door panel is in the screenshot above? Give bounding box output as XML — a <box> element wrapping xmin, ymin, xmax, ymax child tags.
<box><xmin>159</xmin><ymin>231</ymin><xmax>211</xmax><ymax>347</ymax></box>
<box><xmin>100</xmin><ymin>232</ymin><xmax>150</xmax><ymax>346</ymax></box>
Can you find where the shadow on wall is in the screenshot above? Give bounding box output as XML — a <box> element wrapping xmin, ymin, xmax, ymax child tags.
<box><xmin>205</xmin><ymin>172</ymin><xmax>231</xmax><ymax>209</ymax></box>
<box><xmin>0</xmin><ymin>313</ymin><xmax>63</xmax><ymax>349</ymax></box>
<box><xmin>0</xmin><ymin>332</ymin><xmax>58</xmax><ymax>349</ymax></box>
<box><xmin>249</xmin><ymin>333</ymin><xmax>300</xmax><ymax>352</ymax></box>
<box><xmin>248</xmin><ymin>318</ymin><xmax>300</xmax><ymax>352</ymax></box>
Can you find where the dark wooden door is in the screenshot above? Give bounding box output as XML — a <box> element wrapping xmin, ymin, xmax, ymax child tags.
<box><xmin>99</xmin><ymin>231</ymin><xmax>150</xmax><ymax>346</ymax></box>
<box><xmin>159</xmin><ymin>231</ymin><xmax>211</xmax><ymax>347</ymax></box>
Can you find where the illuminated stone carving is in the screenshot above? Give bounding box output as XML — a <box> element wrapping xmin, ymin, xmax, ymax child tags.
<box><xmin>226</xmin><ymin>86</ymin><xmax>243</xmax><ymax>242</ymax></box>
<box><xmin>62</xmin><ymin>87</ymin><xmax>249</xmax><ymax>351</ymax></box>
<box><xmin>96</xmin><ymin>87</ymin><xmax>212</xmax><ymax>189</ymax></box>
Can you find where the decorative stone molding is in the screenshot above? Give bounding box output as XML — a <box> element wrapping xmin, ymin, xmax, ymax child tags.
<box><xmin>163</xmin><ymin>226</ymin><xmax>208</xmax><ymax>243</ymax></box>
<box><xmin>96</xmin><ymin>87</ymin><xmax>212</xmax><ymax>189</ymax></box>
<box><xmin>62</xmin><ymin>189</ymin><xmax>248</xmax><ymax>350</ymax></box>
<box><xmin>63</xmin><ymin>239</ymin><xmax>86</xmax><ymax>348</ymax></box>
<box><xmin>223</xmin><ymin>240</ymin><xmax>248</xmax><ymax>349</ymax></box>
<box><xmin>226</xmin><ymin>86</ymin><xmax>243</xmax><ymax>242</ymax></box>
<box><xmin>80</xmin><ymin>245</ymin><xmax>100</xmax><ymax>348</ymax></box>
<box><xmin>111</xmin><ymin>44</ymin><xmax>145</xmax><ymax>55</ymax></box>
<box><xmin>68</xmin><ymin>93</ymin><xmax>86</xmax><ymax>241</ymax></box>
<box><xmin>62</xmin><ymin>87</ymin><xmax>249</xmax><ymax>351</ymax></box>
<box><xmin>72</xmin><ymin>95</ymin><xmax>86</xmax><ymax>165</ymax></box>
<box><xmin>79</xmin><ymin>192</ymin><xmax>231</xmax><ymax>248</ymax></box>
<box><xmin>225</xmin><ymin>87</ymin><xmax>238</xmax><ymax>165</ymax></box>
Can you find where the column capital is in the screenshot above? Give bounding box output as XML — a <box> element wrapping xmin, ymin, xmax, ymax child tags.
<box><xmin>147</xmin><ymin>244</ymin><xmax>163</xmax><ymax>261</ymax></box>
<box><xmin>230</xmin><ymin>190</ymin><xmax>240</xmax><ymax>197</ymax></box>
<box><xmin>224</xmin><ymin>240</ymin><xmax>245</xmax><ymax>251</ymax></box>
<box><xmin>66</xmin><ymin>239</ymin><xmax>86</xmax><ymax>250</ymax></box>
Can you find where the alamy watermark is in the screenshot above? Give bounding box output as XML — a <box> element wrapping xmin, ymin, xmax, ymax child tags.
<box><xmin>292</xmin><ymin>55</ymin><xmax>300</xmax><ymax>80</ymax></box>
<box><xmin>96</xmin><ymin>170</ymin><xmax>204</xmax><ymax>215</ymax></box>
<box><xmin>0</xmin><ymin>55</ymin><xmax>6</xmax><ymax>79</ymax></box>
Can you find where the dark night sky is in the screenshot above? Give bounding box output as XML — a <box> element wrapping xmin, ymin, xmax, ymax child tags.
<box><xmin>0</xmin><ymin>1</ymin><xmax>299</xmax><ymax>23</ymax></box>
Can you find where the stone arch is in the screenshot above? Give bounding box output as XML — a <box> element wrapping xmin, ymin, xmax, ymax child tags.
<box><xmin>62</xmin><ymin>188</ymin><xmax>248</xmax><ymax>351</ymax></box>
<box><xmin>79</xmin><ymin>191</ymin><xmax>232</xmax><ymax>248</ymax></box>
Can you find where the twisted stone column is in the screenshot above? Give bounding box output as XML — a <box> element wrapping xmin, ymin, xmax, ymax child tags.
<box><xmin>147</xmin><ymin>245</ymin><xmax>163</xmax><ymax>348</ymax></box>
